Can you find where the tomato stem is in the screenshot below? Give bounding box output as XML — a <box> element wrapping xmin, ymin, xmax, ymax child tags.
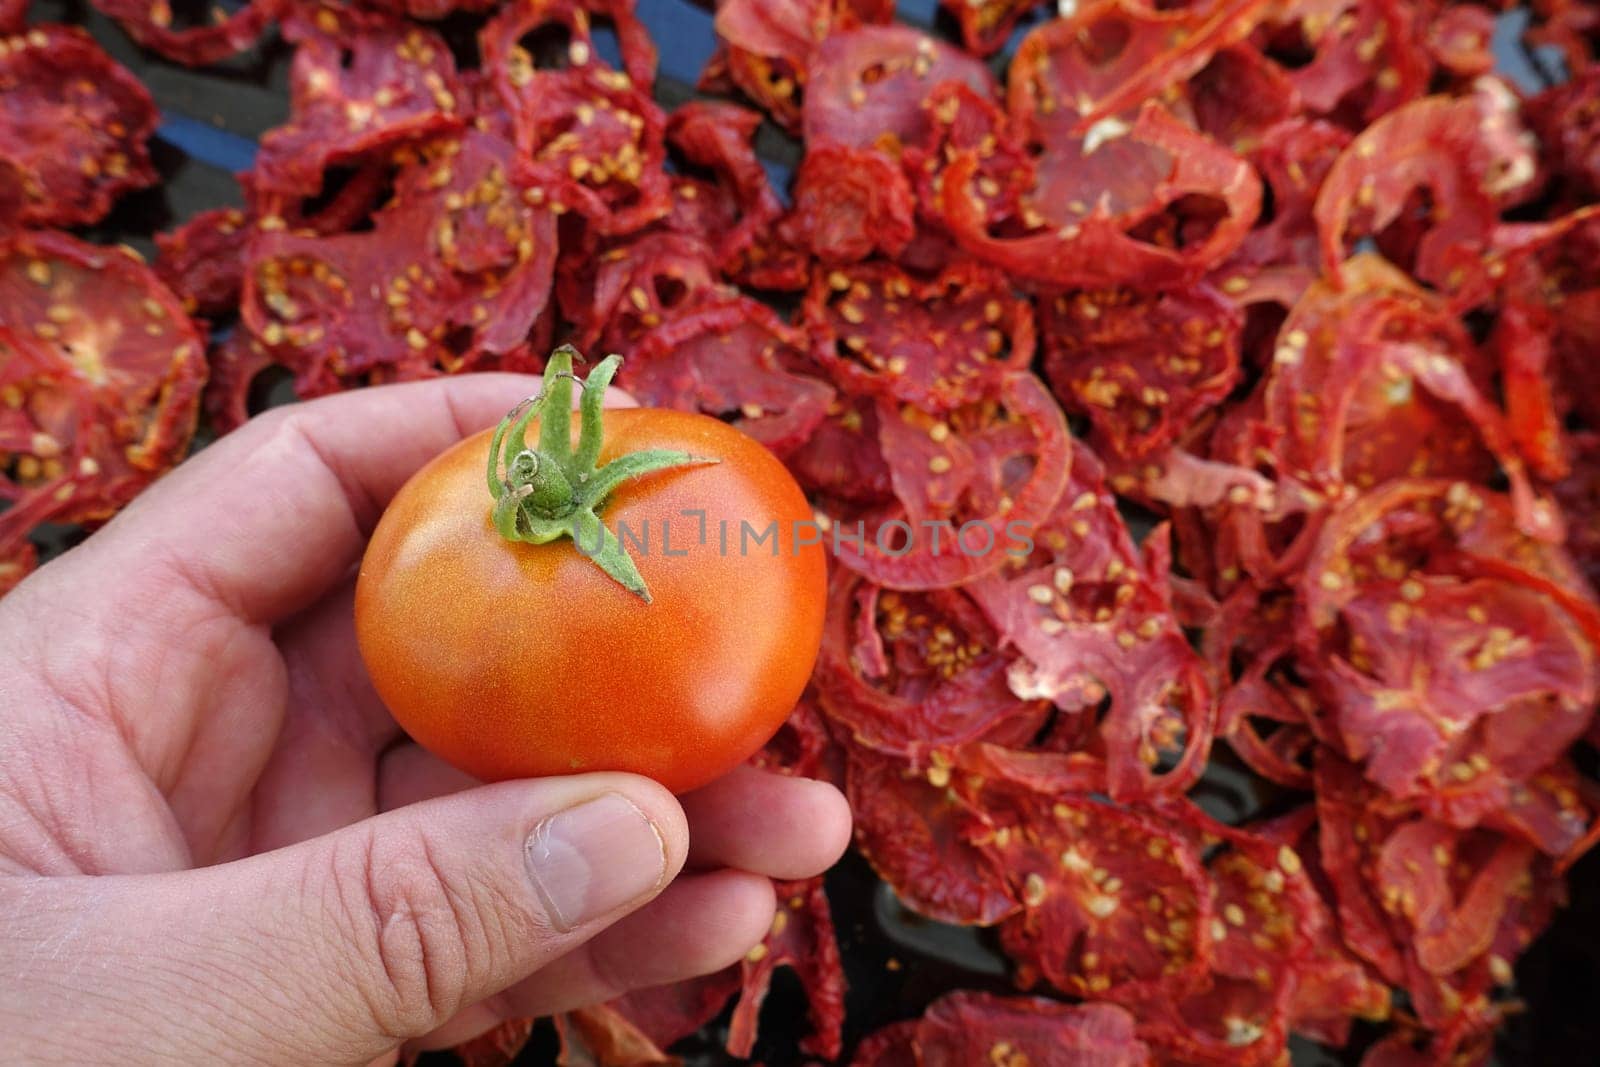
<box><xmin>487</xmin><ymin>345</ymin><xmax>716</xmax><ymax>601</ymax></box>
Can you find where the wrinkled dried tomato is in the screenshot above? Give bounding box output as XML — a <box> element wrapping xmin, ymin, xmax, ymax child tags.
<box><xmin>252</xmin><ymin>10</ymin><xmax>464</xmax><ymax>198</ymax></box>
<box><xmin>0</xmin><ymin>26</ymin><xmax>158</xmax><ymax>229</ymax></box>
<box><xmin>1297</xmin><ymin>479</ymin><xmax>1598</xmax><ymax>808</ymax></box>
<box><xmin>1040</xmin><ymin>284</ymin><xmax>1241</xmax><ymax>460</ymax></box>
<box><xmin>154</xmin><ymin>208</ymin><xmax>253</xmax><ymax>320</ymax></box>
<box><xmin>618</xmin><ymin>294</ymin><xmax>833</xmax><ymax>457</ymax></box>
<box><xmin>0</xmin><ymin>233</ymin><xmax>205</xmax><ymax>552</ymax></box>
<box><xmin>710</xmin><ymin>0</ymin><xmax>893</xmax><ymax>133</ymax></box>
<box><xmin>815</xmin><ymin>568</ymin><xmax>1049</xmax><ymax>758</ymax></box>
<box><xmin>935</xmin><ymin>100</ymin><xmax>1262</xmax><ymax>289</ymax></box>
<box><xmin>967</xmin><ymin>749</ymin><xmax>1213</xmax><ymax>1000</ymax></box>
<box><xmin>665</xmin><ymin>101</ymin><xmax>785</xmax><ymax>270</ymax></box>
<box><xmin>805</xmin><ymin>261</ymin><xmax>1034</xmax><ymax>413</ymax></box>
<box><xmin>90</xmin><ymin>0</ymin><xmax>282</xmax><ymax>66</ymax></box>
<box><xmin>967</xmin><ymin>445</ymin><xmax>1215</xmax><ymax>799</ymax></box>
<box><xmin>1314</xmin><ymin>86</ymin><xmax>1537</xmax><ymax>297</ymax></box>
<box><xmin>916</xmin><ymin>991</ymin><xmax>1149</xmax><ymax>1066</ymax></box>
<box><xmin>778</xmin><ymin>145</ymin><xmax>916</xmax><ymax>264</ymax></box>
<box><xmin>803</xmin><ymin>25</ymin><xmax>995</xmax><ymax>154</ymax></box>
<box><xmin>825</xmin><ymin>370</ymin><xmax>1071</xmax><ymax>590</ymax></box>
<box><xmin>242</xmin><ymin>128</ymin><xmax>557</xmax><ymax>395</ymax></box>
<box><xmin>845</xmin><ymin>743</ymin><xmax>1018</xmax><ymax>926</ymax></box>
<box><xmin>728</xmin><ymin>876</ymin><xmax>845</xmax><ymax>1060</ymax></box>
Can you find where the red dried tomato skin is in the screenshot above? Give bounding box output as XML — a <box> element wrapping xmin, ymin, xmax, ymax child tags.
<box><xmin>252</xmin><ymin>11</ymin><xmax>465</xmax><ymax>199</ymax></box>
<box><xmin>155</xmin><ymin>208</ymin><xmax>253</xmax><ymax>321</ymax></box>
<box><xmin>915</xmin><ymin>991</ymin><xmax>1151</xmax><ymax>1066</ymax></box>
<box><xmin>0</xmin><ymin>25</ymin><xmax>159</xmax><ymax>229</ymax></box>
<box><xmin>804</xmin><ymin>260</ymin><xmax>1035</xmax><ymax>413</ymax></box>
<box><xmin>1040</xmin><ymin>284</ymin><xmax>1242</xmax><ymax>461</ymax></box>
<box><xmin>934</xmin><ymin>103</ymin><xmax>1263</xmax><ymax>290</ymax></box>
<box><xmin>90</xmin><ymin>0</ymin><xmax>283</xmax><ymax>66</ymax></box>
<box><xmin>824</xmin><ymin>370</ymin><xmax>1072</xmax><ymax>591</ymax></box>
<box><xmin>803</xmin><ymin>24</ymin><xmax>997</xmax><ymax>154</ymax></box>
<box><xmin>617</xmin><ymin>294</ymin><xmax>834</xmax><ymax>458</ymax></box>
<box><xmin>778</xmin><ymin>145</ymin><xmax>916</xmax><ymax>264</ymax></box>
<box><xmin>0</xmin><ymin>233</ymin><xmax>206</xmax><ymax>554</ymax></box>
<box><xmin>814</xmin><ymin>568</ymin><xmax>1050</xmax><ymax>760</ymax></box>
<box><xmin>727</xmin><ymin>875</ymin><xmax>845</xmax><ymax>1059</ymax></box>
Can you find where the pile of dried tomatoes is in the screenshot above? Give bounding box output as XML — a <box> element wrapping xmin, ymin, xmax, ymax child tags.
<box><xmin>5</xmin><ymin>0</ymin><xmax>1600</xmax><ymax>1062</ymax></box>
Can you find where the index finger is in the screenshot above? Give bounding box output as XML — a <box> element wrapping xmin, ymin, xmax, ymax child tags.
<box><xmin>77</xmin><ymin>373</ymin><xmax>631</xmax><ymax>625</ymax></box>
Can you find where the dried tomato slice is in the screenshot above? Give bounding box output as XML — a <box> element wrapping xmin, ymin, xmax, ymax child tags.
<box><xmin>243</xmin><ymin>128</ymin><xmax>557</xmax><ymax>396</ymax></box>
<box><xmin>1262</xmin><ymin>0</ymin><xmax>1430</xmax><ymax>128</ymax></box>
<box><xmin>90</xmin><ymin>0</ymin><xmax>282</xmax><ymax>66</ymax></box>
<box><xmin>481</xmin><ymin>21</ymin><xmax>669</xmax><ymax>239</ymax></box>
<box><xmin>1527</xmin><ymin>66</ymin><xmax>1600</xmax><ymax>202</ymax></box>
<box><xmin>710</xmin><ymin>0</ymin><xmax>893</xmax><ymax>133</ymax></box>
<box><xmin>849</xmin><ymin>1020</ymin><xmax>919</xmax><ymax>1067</ymax></box>
<box><xmin>1012</xmin><ymin>0</ymin><xmax>1269</xmax><ymax>134</ymax></box>
<box><xmin>0</xmin><ymin>532</ymin><xmax>35</xmax><ymax>596</ymax></box>
<box><xmin>1314</xmin><ymin>86</ymin><xmax>1538</xmax><ymax>297</ymax></box>
<box><xmin>935</xmin><ymin>100</ymin><xmax>1261</xmax><ymax>289</ymax></box>
<box><xmin>940</xmin><ymin>0</ymin><xmax>1043</xmax><ymax>57</ymax></box>
<box><xmin>606</xmin><ymin>970</ymin><xmax>741</xmax><ymax>1054</ymax></box>
<box><xmin>727</xmin><ymin>876</ymin><xmax>845</xmax><ymax>1060</ymax></box>
<box><xmin>825</xmin><ymin>370</ymin><xmax>1071</xmax><ymax>590</ymax></box>
<box><xmin>968</xmin><ymin>749</ymin><xmax>1213</xmax><ymax>1000</ymax></box>
<box><xmin>155</xmin><ymin>208</ymin><xmax>252</xmax><ymax>320</ymax></box>
<box><xmin>815</xmin><ymin>568</ymin><xmax>1049</xmax><ymax>759</ymax></box>
<box><xmin>1040</xmin><ymin>283</ymin><xmax>1242</xmax><ymax>460</ymax></box>
<box><xmin>1315</xmin><ymin>757</ymin><xmax>1556</xmax><ymax>1038</ymax></box>
<box><xmin>777</xmin><ymin>145</ymin><xmax>916</xmax><ymax>264</ymax></box>
<box><xmin>553</xmin><ymin>1004</ymin><xmax>673</xmax><ymax>1066</ymax></box>
<box><xmin>0</xmin><ymin>26</ymin><xmax>158</xmax><ymax>229</ymax></box>
<box><xmin>902</xmin><ymin>81</ymin><xmax>1033</xmax><ymax>235</ymax></box>
<box><xmin>1118</xmin><ymin>807</ymin><xmax>1319</xmax><ymax>1066</ymax></box>
<box><xmin>844</xmin><ymin>743</ymin><xmax>1018</xmax><ymax>925</ymax></box>
<box><xmin>1226</xmin><ymin>118</ymin><xmax>1351</xmax><ymax>273</ymax></box>
<box><xmin>1261</xmin><ymin>254</ymin><xmax>1555</xmax><ymax>539</ymax></box>
<box><xmin>478</xmin><ymin>0</ymin><xmax>656</xmax><ymax>91</ymax></box>
<box><xmin>914</xmin><ymin>991</ymin><xmax>1149</xmax><ymax>1066</ymax></box>
<box><xmin>0</xmin><ymin>233</ymin><xmax>205</xmax><ymax>548</ymax></box>
<box><xmin>1186</xmin><ymin>44</ymin><xmax>1299</xmax><ymax>154</ymax></box>
<box><xmin>804</xmin><ymin>261</ymin><xmax>1034</xmax><ymax>413</ymax></box>
<box><xmin>803</xmin><ymin>25</ymin><xmax>996</xmax><ymax>154</ymax></box>
<box><xmin>783</xmin><ymin>393</ymin><xmax>894</xmax><ymax>504</ymax></box>
<box><xmin>1426</xmin><ymin>4</ymin><xmax>1495</xmax><ymax>77</ymax></box>
<box><xmin>252</xmin><ymin>9</ymin><xmax>463</xmax><ymax>198</ymax></box>
<box><xmin>445</xmin><ymin>1018</ymin><xmax>536</xmax><ymax>1067</ymax></box>
<box><xmin>1204</xmin><ymin>586</ymin><xmax>1320</xmax><ymax>789</ymax></box>
<box><xmin>664</xmin><ymin>101</ymin><xmax>785</xmax><ymax>269</ymax></box>
<box><xmin>618</xmin><ymin>294</ymin><xmax>833</xmax><ymax>457</ymax></box>
<box><xmin>1298</xmin><ymin>480</ymin><xmax>1599</xmax><ymax>807</ymax></box>
<box><xmin>203</xmin><ymin>331</ymin><xmax>277</xmax><ymax>437</ymax></box>
<box><xmin>564</xmin><ymin>231</ymin><xmax>724</xmax><ymax>354</ymax></box>
<box><xmin>967</xmin><ymin>446</ymin><xmax>1215</xmax><ymax>799</ymax></box>
<box><xmin>1555</xmin><ymin>433</ymin><xmax>1600</xmax><ymax>591</ymax></box>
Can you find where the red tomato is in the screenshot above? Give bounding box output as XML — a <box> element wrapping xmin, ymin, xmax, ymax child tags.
<box><xmin>355</xmin><ymin>354</ymin><xmax>827</xmax><ymax>793</ymax></box>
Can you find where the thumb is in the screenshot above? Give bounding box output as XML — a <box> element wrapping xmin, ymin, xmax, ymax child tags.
<box><xmin>5</xmin><ymin>774</ymin><xmax>687</xmax><ymax>1066</ymax></box>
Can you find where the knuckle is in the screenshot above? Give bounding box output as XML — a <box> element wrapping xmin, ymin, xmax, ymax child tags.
<box><xmin>331</xmin><ymin>829</ymin><xmax>478</xmax><ymax>1038</ymax></box>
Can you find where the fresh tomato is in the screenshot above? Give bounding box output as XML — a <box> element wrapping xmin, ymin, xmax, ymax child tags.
<box><xmin>355</xmin><ymin>348</ymin><xmax>828</xmax><ymax>793</ymax></box>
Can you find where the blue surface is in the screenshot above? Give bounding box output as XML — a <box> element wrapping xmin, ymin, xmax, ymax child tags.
<box><xmin>157</xmin><ymin>111</ymin><xmax>259</xmax><ymax>173</ymax></box>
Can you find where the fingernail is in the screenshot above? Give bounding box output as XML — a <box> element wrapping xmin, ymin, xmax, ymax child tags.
<box><xmin>525</xmin><ymin>793</ymin><xmax>666</xmax><ymax>932</ymax></box>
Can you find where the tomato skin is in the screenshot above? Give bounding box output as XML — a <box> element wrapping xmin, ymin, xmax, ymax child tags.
<box><xmin>355</xmin><ymin>407</ymin><xmax>828</xmax><ymax>794</ymax></box>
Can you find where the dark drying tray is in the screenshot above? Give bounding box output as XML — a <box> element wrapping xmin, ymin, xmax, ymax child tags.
<box><xmin>27</xmin><ymin>0</ymin><xmax>1600</xmax><ymax>1062</ymax></box>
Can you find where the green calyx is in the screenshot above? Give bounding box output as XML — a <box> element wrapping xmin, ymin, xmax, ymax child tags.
<box><xmin>487</xmin><ymin>345</ymin><xmax>715</xmax><ymax>602</ymax></box>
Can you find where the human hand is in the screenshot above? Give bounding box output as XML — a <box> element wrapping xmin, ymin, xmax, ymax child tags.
<box><xmin>0</xmin><ymin>375</ymin><xmax>852</xmax><ymax>1065</ymax></box>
